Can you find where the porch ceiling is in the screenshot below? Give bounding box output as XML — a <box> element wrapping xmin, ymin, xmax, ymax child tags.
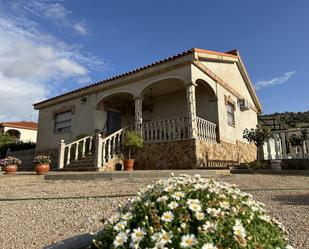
<box><xmin>143</xmin><ymin>78</ymin><xmax>184</xmax><ymax>98</ymax></box>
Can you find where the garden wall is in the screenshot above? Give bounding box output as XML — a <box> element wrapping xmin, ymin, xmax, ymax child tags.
<box><xmin>195</xmin><ymin>139</ymin><xmax>256</xmax><ymax>168</ymax></box>
<box><xmin>134</xmin><ymin>139</ymin><xmax>196</xmax><ymax>170</ymax></box>
<box><xmin>134</xmin><ymin>139</ymin><xmax>256</xmax><ymax>170</ymax></box>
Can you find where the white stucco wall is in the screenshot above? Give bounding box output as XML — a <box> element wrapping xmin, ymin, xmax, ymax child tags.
<box><xmin>3</xmin><ymin>126</ymin><xmax>37</xmax><ymax>143</ymax></box>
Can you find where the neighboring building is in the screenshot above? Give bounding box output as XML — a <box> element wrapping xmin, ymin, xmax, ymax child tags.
<box><xmin>0</xmin><ymin>121</ymin><xmax>38</xmax><ymax>143</ymax></box>
<box><xmin>34</xmin><ymin>48</ymin><xmax>262</xmax><ymax>170</ymax></box>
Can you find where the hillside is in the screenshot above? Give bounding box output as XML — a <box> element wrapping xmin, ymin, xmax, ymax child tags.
<box><xmin>260</xmin><ymin>110</ymin><xmax>309</xmax><ymax>129</ymax></box>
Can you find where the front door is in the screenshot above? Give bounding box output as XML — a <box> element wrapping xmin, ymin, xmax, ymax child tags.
<box><xmin>107</xmin><ymin>110</ymin><xmax>122</xmax><ymax>135</ymax></box>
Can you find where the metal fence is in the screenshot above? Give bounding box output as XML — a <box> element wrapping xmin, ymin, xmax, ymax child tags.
<box><xmin>7</xmin><ymin>148</ymin><xmax>35</xmax><ymax>171</ymax></box>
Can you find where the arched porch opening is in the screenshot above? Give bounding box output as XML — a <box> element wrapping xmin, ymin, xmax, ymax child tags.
<box><xmin>141</xmin><ymin>78</ymin><xmax>186</xmax><ymax>122</ymax></box>
<box><xmin>195</xmin><ymin>79</ymin><xmax>218</xmax><ymax>124</ymax></box>
<box><xmin>7</xmin><ymin>129</ymin><xmax>21</xmax><ymax>140</ymax></box>
<box><xmin>96</xmin><ymin>92</ymin><xmax>134</xmax><ymax>135</ymax></box>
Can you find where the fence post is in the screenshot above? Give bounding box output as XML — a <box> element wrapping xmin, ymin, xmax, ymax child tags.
<box><xmin>58</xmin><ymin>139</ymin><xmax>65</xmax><ymax>169</ymax></box>
<box><xmin>95</xmin><ymin>134</ymin><xmax>103</xmax><ymax>168</ymax></box>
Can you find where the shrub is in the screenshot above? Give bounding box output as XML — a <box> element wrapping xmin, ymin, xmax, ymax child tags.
<box><xmin>122</xmin><ymin>131</ymin><xmax>143</xmax><ymax>159</ymax></box>
<box><xmin>93</xmin><ymin>174</ymin><xmax>292</xmax><ymax>249</ymax></box>
<box><xmin>245</xmin><ymin>160</ymin><xmax>270</xmax><ymax>170</ymax></box>
<box><xmin>0</xmin><ymin>140</ymin><xmax>36</xmax><ymax>158</ymax></box>
<box><xmin>0</xmin><ymin>156</ymin><xmax>22</xmax><ymax>166</ymax></box>
<box><xmin>243</xmin><ymin>125</ymin><xmax>271</xmax><ymax>161</ymax></box>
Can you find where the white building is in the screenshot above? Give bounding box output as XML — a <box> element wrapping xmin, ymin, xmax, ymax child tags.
<box><xmin>0</xmin><ymin>122</ymin><xmax>38</xmax><ymax>143</ymax></box>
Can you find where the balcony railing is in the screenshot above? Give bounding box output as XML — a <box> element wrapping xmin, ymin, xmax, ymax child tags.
<box><xmin>142</xmin><ymin>117</ymin><xmax>189</xmax><ymax>143</ymax></box>
<box><xmin>196</xmin><ymin>117</ymin><xmax>217</xmax><ymax>143</ymax></box>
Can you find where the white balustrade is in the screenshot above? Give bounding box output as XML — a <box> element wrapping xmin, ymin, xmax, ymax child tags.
<box><xmin>62</xmin><ymin>135</ymin><xmax>95</xmax><ymax>167</ymax></box>
<box><xmin>100</xmin><ymin>128</ymin><xmax>126</xmax><ymax>166</ymax></box>
<box><xmin>142</xmin><ymin>117</ymin><xmax>189</xmax><ymax>143</ymax></box>
<box><xmin>196</xmin><ymin>117</ymin><xmax>217</xmax><ymax>143</ymax></box>
<box><xmin>261</xmin><ymin>129</ymin><xmax>309</xmax><ymax>160</ymax></box>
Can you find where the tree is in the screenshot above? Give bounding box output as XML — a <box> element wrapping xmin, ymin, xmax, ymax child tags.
<box><xmin>122</xmin><ymin>131</ymin><xmax>143</xmax><ymax>159</ymax></box>
<box><xmin>289</xmin><ymin>128</ymin><xmax>309</xmax><ymax>159</ymax></box>
<box><xmin>243</xmin><ymin>125</ymin><xmax>271</xmax><ymax>161</ymax></box>
<box><xmin>0</xmin><ymin>132</ymin><xmax>13</xmax><ymax>158</ymax></box>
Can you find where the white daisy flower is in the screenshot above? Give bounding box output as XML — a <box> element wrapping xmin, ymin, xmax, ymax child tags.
<box><xmin>202</xmin><ymin>243</ymin><xmax>218</xmax><ymax>249</ymax></box>
<box><xmin>157</xmin><ymin>195</ymin><xmax>169</xmax><ymax>202</ymax></box>
<box><xmin>113</xmin><ymin>232</ymin><xmax>128</xmax><ymax>247</ymax></box>
<box><xmin>131</xmin><ymin>227</ymin><xmax>146</xmax><ymax>243</ymax></box>
<box><xmin>202</xmin><ymin>221</ymin><xmax>217</xmax><ymax>233</ymax></box>
<box><xmin>180</xmin><ymin>234</ymin><xmax>197</xmax><ymax>248</ymax></box>
<box><xmin>195</xmin><ymin>211</ymin><xmax>205</xmax><ymax>220</ymax></box>
<box><xmin>168</xmin><ymin>201</ymin><xmax>179</xmax><ymax>210</ymax></box>
<box><xmin>161</xmin><ymin>211</ymin><xmax>174</xmax><ymax>222</ymax></box>
<box><xmin>113</xmin><ymin>220</ymin><xmax>127</xmax><ymax>232</ymax></box>
<box><xmin>172</xmin><ymin>191</ymin><xmax>185</xmax><ymax>200</ymax></box>
<box><xmin>122</xmin><ymin>212</ymin><xmax>133</xmax><ymax>220</ymax></box>
<box><xmin>187</xmin><ymin>199</ymin><xmax>201</xmax><ymax>212</ymax></box>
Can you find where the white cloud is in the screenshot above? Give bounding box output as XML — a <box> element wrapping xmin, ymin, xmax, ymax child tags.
<box><xmin>73</xmin><ymin>22</ymin><xmax>87</xmax><ymax>36</ymax></box>
<box><xmin>255</xmin><ymin>71</ymin><xmax>296</xmax><ymax>91</ymax></box>
<box><xmin>0</xmin><ymin>10</ymin><xmax>106</xmax><ymax>122</ymax></box>
<box><xmin>18</xmin><ymin>0</ymin><xmax>88</xmax><ymax>36</ymax></box>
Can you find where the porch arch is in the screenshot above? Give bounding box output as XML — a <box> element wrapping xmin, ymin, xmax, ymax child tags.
<box><xmin>140</xmin><ymin>78</ymin><xmax>187</xmax><ymax>121</ymax></box>
<box><xmin>6</xmin><ymin>129</ymin><xmax>21</xmax><ymax>140</ymax></box>
<box><xmin>195</xmin><ymin>79</ymin><xmax>218</xmax><ymax>124</ymax></box>
<box><xmin>96</xmin><ymin>92</ymin><xmax>135</xmax><ymax>135</ymax></box>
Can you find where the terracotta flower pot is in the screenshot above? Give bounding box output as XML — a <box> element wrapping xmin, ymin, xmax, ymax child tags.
<box><xmin>35</xmin><ymin>163</ymin><xmax>50</xmax><ymax>175</ymax></box>
<box><xmin>4</xmin><ymin>165</ymin><xmax>17</xmax><ymax>174</ymax></box>
<box><xmin>124</xmin><ymin>159</ymin><xmax>135</xmax><ymax>171</ymax></box>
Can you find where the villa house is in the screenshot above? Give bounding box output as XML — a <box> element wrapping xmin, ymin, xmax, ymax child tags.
<box><xmin>0</xmin><ymin>121</ymin><xmax>38</xmax><ymax>143</ymax></box>
<box><xmin>33</xmin><ymin>48</ymin><xmax>262</xmax><ymax>170</ymax></box>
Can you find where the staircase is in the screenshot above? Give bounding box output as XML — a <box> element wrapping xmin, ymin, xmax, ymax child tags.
<box><xmin>58</xmin><ymin>128</ymin><xmax>127</xmax><ymax>171</ymax></box>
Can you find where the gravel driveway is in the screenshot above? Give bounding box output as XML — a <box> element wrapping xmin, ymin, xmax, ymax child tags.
<box><xmin>0</xmin><ymin>174</ymin><xmax>308</xmax><ymax>249</ymax></box>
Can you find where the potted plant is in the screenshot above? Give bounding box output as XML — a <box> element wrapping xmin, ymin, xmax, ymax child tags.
<box><xmin>122</xmin><ymin>131</ymin><xmax>143</xmax><ymax>171</ymax></box>
<box><xmin>34</xmin><ymin>155</ymin><xmax>51</xmax><ymax>175</ymax></box>
<box><xmin>0</xmin><ymin>156</ymin><xmax>22</xmax><ymax>174</ymax></box>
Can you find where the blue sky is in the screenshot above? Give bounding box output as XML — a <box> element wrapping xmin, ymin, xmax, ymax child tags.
<box><xmin>0</xmin><ymin>0</ymin><xmax>308</xmax><ymax>121</ymax></box>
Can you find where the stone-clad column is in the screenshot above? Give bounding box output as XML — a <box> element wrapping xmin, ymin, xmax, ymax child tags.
<box><xmin>185</xmin><ymin>82</ymin><xmax>197</xmax><ymax>138</ymax></box>
<box><xmin>134</xmin><ymin>96</ymin><xmax>143</xmax><ymax>130</ymax></box>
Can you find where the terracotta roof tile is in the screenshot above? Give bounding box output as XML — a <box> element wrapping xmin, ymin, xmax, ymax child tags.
<box><xmin>0</xmin><ymin>121</ymin><xmax>38</xmax><ymax>130</ymax></box>
<box><xmin>33</xmin><ymin>48</ymin><xmax>237</xmax><ymax>107</ymax></box>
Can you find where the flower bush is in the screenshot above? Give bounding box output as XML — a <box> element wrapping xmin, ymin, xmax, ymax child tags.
<box><xmin>93</xmin><ymin>174</ymin><xmax>293</xmax><ymax>249</ymax></box>
<box><xmin>0</xmin><ymin>156</ymin><xmax>22</xmax><ymax>166</ymax></box>
<box><xmin>34</xmin><ymin>155</ymin><xmax>51</xmax><ymax>164</ymax></box>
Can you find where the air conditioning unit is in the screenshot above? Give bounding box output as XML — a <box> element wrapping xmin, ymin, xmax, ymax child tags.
<box><xmin>239</xmin><ymin>99</ymin><xmax>250</xmax><ymax>111</ymax></box>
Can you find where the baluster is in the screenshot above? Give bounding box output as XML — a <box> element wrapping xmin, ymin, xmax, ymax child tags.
<box><xmin>66</xmin><ymin>145</ymin><xmax>71</xmax><ymax>165</ymax></box>
<box><xmin>82</xmin><ymin>139</ymin><xmax>86</xmax><ymax>158</ymax></box>
<box><xmin>89</xmin><ymin>137</ymin><xmax>93</xmax><ymax>154</ymax></box>
<box><xmin>198</xmin><ymin>119</ymin><xmax>205</xmax><ymax>139</ymax></box>
<box><xmin>199</xmin><ymin>119</ymin><xmax>202</xmax><ymax>139</ymax></box>
<box><xmin>180</xmin><ymin>118</ymin><xmax>184</xmax><ymax>139</ymax></box>
<box><xmin>102</xmin><ymin>140</ymin><xmax>106</xmax><ymax>163</ymax></box>
<box><xmin>74</xmin><ymin>142</ymin><xmax>79</xmax><ymax>161</ymax></box>
<box><xmin>162</xmin><ymin>120</ymin><xmax>166</xmax><ymax>141</ymax></box>
<box><xmin>172</xmin><ymin>119</ymin><xmax>176</xmax><ymax>140</ymax></box>
<box><xmin>107</xmin><ymin>139</ymin><xmax>111</xmax><ymax>161</ymax></box>
<box><xmin>117</xmin><ymin>133</ymin><xmax>121</xmax><ymax>154</ymax></box>
<box><xmin>144</xmin><ymin>122</ymin><xmax>149</xmax><ymax>142</ymax></box>
<box><xmin>154</xmin><ymin>121</ymin><xmax>158</xmax><ymax>142</ymax></box>
<box><xmin>158</xmin><ymin>121</ymin><xmax>162</xmax><ymax>141</ymax></box>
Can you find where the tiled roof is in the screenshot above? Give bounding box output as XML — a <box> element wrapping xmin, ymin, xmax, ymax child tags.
<box><xmin>0</xmin><ymin>121</ymin><xmax>38</xmax><ymax>130</ymax></box>
<box><xmin>33</xmin><ymin>48</ymin><xmax>237</xmax><ymax>107</ymax></box>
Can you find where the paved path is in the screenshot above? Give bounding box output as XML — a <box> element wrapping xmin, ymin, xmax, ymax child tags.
<box><xmin>0</xmin><ymin>174</ymin><xmax>308</xmax><ymax>249</ymax></box>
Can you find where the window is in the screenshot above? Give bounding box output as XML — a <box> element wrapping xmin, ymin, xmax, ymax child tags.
<box><xmin>54</xmin><ymin>111</ymin><xmax>72</xmax><ymax>133</ymax></box>
<box><xmin>227</xmin><ymin>102</ymin><xmax>235</xmax><ymax>126</ymax></box>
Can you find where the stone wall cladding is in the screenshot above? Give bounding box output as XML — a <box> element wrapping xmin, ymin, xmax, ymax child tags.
<box><xmin>135</xmin><ymin>139</ymin><xmax>197</xmax><ymax>170</ymax></box>
<box><xmin>195</xmin><ymin>139</ymin><xmax>256</xmax><ymax>167</ymax></box>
